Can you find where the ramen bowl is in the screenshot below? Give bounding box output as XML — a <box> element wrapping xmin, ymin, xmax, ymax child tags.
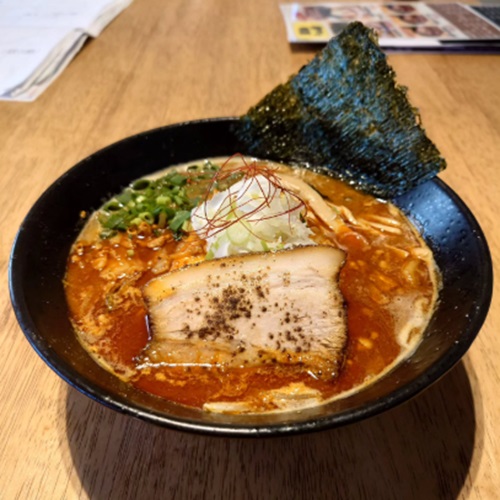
<box><xmin>9</xmin><ymin>119</ymin><xmax>493</xmax><ymax>436</ymax></box>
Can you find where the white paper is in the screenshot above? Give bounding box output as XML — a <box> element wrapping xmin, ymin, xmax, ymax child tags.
<box><xmin>0</xmin><ymin>0</ymin><xmax>132</xmax><ymax>101</ymax></box>
<box><xmin>0</xmin><ymin>0</ymin><xmax>113</xmax><ymax>29</ymax></box>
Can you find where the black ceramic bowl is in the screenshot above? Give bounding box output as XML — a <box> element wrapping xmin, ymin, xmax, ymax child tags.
<box><xmin>9</xmin><ymin>118</ymin><xmax>493</xmax><ymax>436</ymax></box>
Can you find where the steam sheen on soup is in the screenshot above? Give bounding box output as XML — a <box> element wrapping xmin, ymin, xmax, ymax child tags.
<box><xmin>65</xmin><ymin>156</ymin><xmax>439</xmax><ymax>413</ymax></box>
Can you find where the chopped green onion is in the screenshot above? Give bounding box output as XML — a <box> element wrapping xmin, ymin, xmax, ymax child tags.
<box><xmin>100</xmin><ymin>228</ymin><xmax>117</xmax><ymax>239</ymax></box>
<box><xmin>132</xmin><ymin>179</ymin><xmax>151</xmax><ymax>190</ymax></box>
<box><xmin>156</xmin><ymin>195</ymin><xmax>170</xmax><ymax>205</ymax></box>
<box><xmin>102</xmin><ymin>213</ymin><xmax>127</xmax><ymax>230</ymax></box>
<box><xmin>168</xmin><ymin>173</ymin><xmax>187</xmax><ymax>186</ymax></box>
<box><xmin>139</xmin><ymin>212</ymin><xmax>155</xmax><ymax>224</ymax></box>
<box><xmin>173</xmin><ymin>195</ymin><xmax>184</xmax><ymax>206</ymax></box>
<box><xmin>169</xmin><ymin>210</ymin><xmax>191</xmax><ymax>232</ymax></box>
<box><xmin>158</xmin><ymin>211</ymin><xmax>167</xmax><ymax>228</ymax></box>
<box><xmin>96</xmin><ymin>163</ymin><xmax>221</xmax><ymax>239</ymax></box>
<box><xmin>103</xmin><ymin>200</ymin><xmax>122</xmax><ymax>212</ymax></box>
<box><xmin>116</xmin><ymin>190</ymin><xmax>133</xmax><ymax>205</ymax></box>
<box><xmin>165</xmin><ymin>206</ymin><xmax>176</xmax><ymax>218</ymax></box>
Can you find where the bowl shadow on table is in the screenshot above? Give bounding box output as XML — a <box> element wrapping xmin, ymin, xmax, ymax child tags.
<box><xmin>65</xmin><ymin>360</ymin><xmax>480</xmax><ymax>500</ymax></box>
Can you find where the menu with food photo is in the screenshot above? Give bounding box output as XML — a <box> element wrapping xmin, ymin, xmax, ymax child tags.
<box><xmin>280</xmin><ymin>2</ymin><xmax>500</xmax><ymax>50</ymax></box>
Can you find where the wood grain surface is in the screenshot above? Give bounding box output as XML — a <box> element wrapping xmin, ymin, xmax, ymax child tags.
<box><xmin>1</xmin><ymin>1</ymin><xmax>499</xmax><ymax>498</ymax></box>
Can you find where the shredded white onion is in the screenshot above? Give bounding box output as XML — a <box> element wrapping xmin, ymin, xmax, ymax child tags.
<box><xmin>191</xmin><ymin>175</ymin><xmax>315</xmax><ymax>259</ymax></box>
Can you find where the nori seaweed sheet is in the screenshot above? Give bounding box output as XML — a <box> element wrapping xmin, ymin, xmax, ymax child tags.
<box><xmin>234</xmin><ymin>22</ymin><xmax>446</xmax><ymax>198</ymax></box>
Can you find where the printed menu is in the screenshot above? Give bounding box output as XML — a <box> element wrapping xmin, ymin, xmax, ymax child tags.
<box><xmin>280</xmin><ymin>3</ymin><xmax>500</xmax><ymax>50</ymax></box>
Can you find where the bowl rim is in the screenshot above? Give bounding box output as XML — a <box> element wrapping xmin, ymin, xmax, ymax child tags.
<box><xmin>8</xmin><ymin>117</ymin><xmax>494</xmax><ymax>436</ymax></box>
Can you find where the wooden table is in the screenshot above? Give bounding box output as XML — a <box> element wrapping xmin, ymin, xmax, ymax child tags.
<box><xmin>1</xmin><ymin>1</ymin><xmax>498</xmax><ymax>498</ymax></box>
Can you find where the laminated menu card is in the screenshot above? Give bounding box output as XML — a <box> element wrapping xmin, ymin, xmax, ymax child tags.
<box><xmin>0</xmin><ymin>0</ymin><xmax>132</xmax><ymax>102</ymax></box>
<box><xmin>280</xmin><ymin>3</ymin><xmax>500</xmax><ymax>51</ymax></box>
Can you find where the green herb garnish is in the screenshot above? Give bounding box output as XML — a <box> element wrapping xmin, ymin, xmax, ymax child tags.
<box><xmin>98</xmin><ymin>164</ymin><xmax>219</xmax><ymax>238</ymax></box>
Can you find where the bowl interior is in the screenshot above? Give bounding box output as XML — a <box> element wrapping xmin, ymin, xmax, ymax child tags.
<box><xmin>9</xmin><ymin>118</ymin><xmax>493</xmax><ymax>436</ymax></box>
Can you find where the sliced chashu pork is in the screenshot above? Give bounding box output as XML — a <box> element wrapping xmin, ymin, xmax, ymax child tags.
<box><xmin>141</xmin><ymin>245</ymin><xmax>347</xmax><ymax>380</ymax></box>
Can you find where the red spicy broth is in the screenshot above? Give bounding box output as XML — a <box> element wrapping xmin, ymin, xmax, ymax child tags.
<box><xmin>65</xmin><ymin>158</ymin><xmax>438</xmax><ymax>412</ymax></box>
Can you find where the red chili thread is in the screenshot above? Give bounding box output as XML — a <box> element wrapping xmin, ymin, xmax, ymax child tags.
<box><xmin>191</xmin><ymin>154</ymin><xmax>308</xmax><ymax>242</ymax></box>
